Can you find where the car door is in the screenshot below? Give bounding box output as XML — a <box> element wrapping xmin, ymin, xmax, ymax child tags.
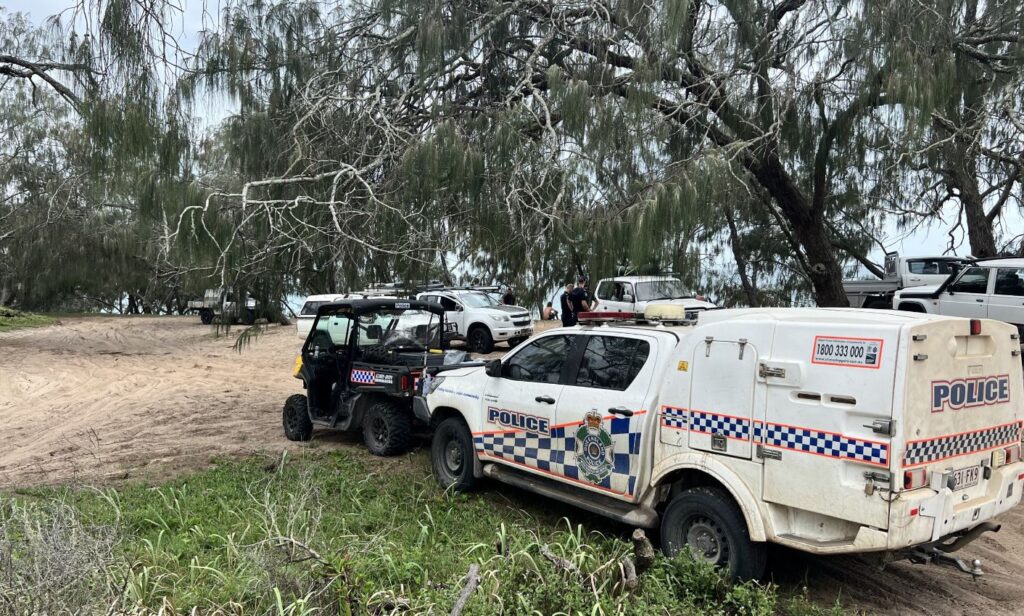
<box><xmin>436</xmin><ymin>295</ymin><xmax>465</xmax><ymax>337</ymax></box>
<box><xmin>477</xmin><ymin>334</ymin><xmax>577</xmax><ymax>474</ymax></box>
<box><xmin>554</xmin><ymin>333</ymin><xmax>655</xmax><ymax>501</ymax></box>
<box><xmin>937</xmin><ymin>266</ymin><xmax>991</xmax><ymax>318</ymax></box>
<box><xmin>988</xmin><ymin>267</ymin><xmax>1024</xmax><ymax>326</ymax></box>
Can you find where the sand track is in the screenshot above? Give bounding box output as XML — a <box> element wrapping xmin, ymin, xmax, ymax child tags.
<box><xmin>1</xmin><ymin>315</ymin><xmax>1022</xmax><ymax>613</ymax></box>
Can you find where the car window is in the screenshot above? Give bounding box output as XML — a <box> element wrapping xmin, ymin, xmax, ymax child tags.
<box><xmin>949</xmin><ymin>267</ymin><xmax>990</xmax><ymax>294</ymax></box>
<box><xmin>994</xmin><ymin>268</ymin><xmax>1024</xmax><ymax>297</ymax></box>
<box><xmin>574</xmin><ymin>336</ymin><xmax>651</xmax><ymax>391</ymax></box>
<box><xmin>596</xmin><ymin>281</ymin><xmax>615</xmax><ymax>300</ymax></box>
<box><xmin>503</xmin><ymin>335</ymin><xmax>573</xmax><ymax>384</ymax></box>
<box><xmin>301</xmin><ymin>300</ymin><xmax>327</xmax><ymax>316</ymax></box>
<box><xmin>438</xmin><ymin>296</ymin><xmax>460</xmax><ymax>311</ymax></box>
<box><xmin>907</xmin><ymin>259</ymin><xmax>963</xmax><ymax>275</ymax></box>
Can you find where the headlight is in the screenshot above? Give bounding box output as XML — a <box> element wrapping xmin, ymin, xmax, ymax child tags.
<box><xmin>489</xmin><ymin>314</ymin><xmax>511</xmax><ymax>323</ymax></box>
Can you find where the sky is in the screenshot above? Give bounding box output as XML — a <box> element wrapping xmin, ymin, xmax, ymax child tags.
<box><xmin>5</xmin><ymin>0</ymin><xmax>1017</xmax><ymax>280</ymax></box>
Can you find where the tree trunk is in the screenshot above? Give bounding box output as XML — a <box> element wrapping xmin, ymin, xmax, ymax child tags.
<box><xmin>724</xmin><ymin>206</ymin><xmax>758</xmax><ymax>307</ymax></box>
<box><xmin>747</xmin><ymin>153</ymin><xmax>849</xmax><ymax>307</ymax></box>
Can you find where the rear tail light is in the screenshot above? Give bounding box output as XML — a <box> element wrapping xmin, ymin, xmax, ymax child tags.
<box><xmin>970</xmin><ymin>319</ymin><xmax>982</xmax><ymax>335</ymax></box>
<box><xmin>400</xmin><ymin>375</ymin><xmax>410</xmax><ymax>391</ymax></box>
<box><xmin>904</xmin><ymin>468</ymin><xmax>928</xmax><ymax>490</ymax></box>
<box><xmin>993</xmin><ymin>444</ymin><xmax>1021</xmax><ymax>468</ymax></box>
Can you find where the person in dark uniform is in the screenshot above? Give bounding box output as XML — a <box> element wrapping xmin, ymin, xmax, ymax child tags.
<box><xmin>502</xmin><ymin>287</ymin><xmax>516</xmax><ymax>305</ymax></box>
<box><xmin>560</xmin><ymin>283</ymin><xmax>574</xmax><ymax>326</ymax></box>
<box><xmin>569</xmin><ymin>277</ymin><xmax>591</xmax><ymax>319</ymax></box>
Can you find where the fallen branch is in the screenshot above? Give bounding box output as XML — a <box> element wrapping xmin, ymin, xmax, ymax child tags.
<box><xmin>631</xmin><ymin>529</ymin><xmax>656</xmax><ymax>574</ymax></box>
<box><xmin>449</xmin><ymin>563</ymin><xmax>481</xmax><ymax>616</ymax></box>
<box><xmin>618</xmin><ymin>556</ymin><xmax>638</xmax><ymax>594</ymax></box>
<box><xmin>541</xmin><ymin>544</ymin><xmax>581</xmax><ymax>578</ymax></box>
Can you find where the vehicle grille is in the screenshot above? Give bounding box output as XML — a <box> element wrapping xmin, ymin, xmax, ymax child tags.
<box><xmin>512</xmin><ymin>315</ymin><xmax>531</xmax><ymax>327</ymax></box>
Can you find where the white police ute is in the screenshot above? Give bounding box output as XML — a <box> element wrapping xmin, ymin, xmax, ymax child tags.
<box><xmin>415</xmin><ymin>307</ymin><xmax>1024</xmax><ymax>580</ymax></box>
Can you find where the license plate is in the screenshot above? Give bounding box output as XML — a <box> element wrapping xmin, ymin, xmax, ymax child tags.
<box><xmin>514</xmin><ymin>329</ymin><xmax>530</xmax><ymax>336</ymax></box>
<box><xmin>951</xmin><ymin>466</ymin><xmax>981</xmax><ymax>491</ymax></box>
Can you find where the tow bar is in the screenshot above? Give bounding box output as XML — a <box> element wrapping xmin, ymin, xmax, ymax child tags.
<box><xmin>902</xmin><ymin>522</ymin><xmax>1000</xmax><ymax>578</ymax></box>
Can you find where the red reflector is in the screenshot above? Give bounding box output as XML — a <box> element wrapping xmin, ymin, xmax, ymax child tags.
<box><xmin>910</xmin><ymin>508</ymin><xmax>919</xmax><ymax>517</ymax></box>
<box><xmin>904</xmin><ymin>468</ymin><xmax>927</xmax><ymax>490</ymax></box>
<box><xmin>400</xmin><ymin>375</ymin><xmax>410</xmax><ymax>390</ymax></box>
<box><xmin>1018</xmin><ymin>472</ymin><xmax>1024</xmax><ymax>481</ymax></box>
<box><xmin>970</xmin><ymin>319</ymin><xmax>982</xmax><ymax>335</ymax></box>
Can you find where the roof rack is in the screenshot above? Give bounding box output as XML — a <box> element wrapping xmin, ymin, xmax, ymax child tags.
<box><xmin>418</xmin><ymin>284</ymin><xmax>502</xmax><ymax>293</ymax></box>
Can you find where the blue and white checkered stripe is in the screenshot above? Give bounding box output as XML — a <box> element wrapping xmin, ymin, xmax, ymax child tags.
<box><xmin>660</xmin><ymin>406</ymin><xmax>688</xmax><ymax>430</ymax></box>
<box><xmin>754</xmin><ymin>422</ymin><xmax>888</xmax><ymax>467</ymax></box>
<box><xmin>903</xmin><ymin>421</ymin><xmax>1021</xmax><ymax>468</ymax></box>
<box><xmin>689</xmin><ymin>410</ymin><xmax>750</xmax><ymax>440</ymax></box>
<box><xmin>474</xmin><ymin>413</ymin><xmax>645</xmax><ymax>496</ymax></box>
<box><xmin>350</xmin><ymin>369</ymin><xmax>376</xmax><ymax>384</ymax></box>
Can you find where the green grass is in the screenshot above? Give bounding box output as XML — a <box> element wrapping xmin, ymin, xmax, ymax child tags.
<box><xmin>0</xmin><ymin>450</ymin><xmax>845</xmax><ymax>615</ymax></box>
<box><xmin>0</xmin><ymin>307</ymin><xmax>56</xmax><ymax>332</ymax></box>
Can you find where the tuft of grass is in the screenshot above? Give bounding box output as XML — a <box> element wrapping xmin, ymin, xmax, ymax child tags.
<box><xmin>1</xmin><ymin>450</ymin><xmax>847</xmax><ymax>615</ymax></box>
<box><xmin>0</xmin><ymin>308</ymin><xmax>56</xmax><ymax>332</ymax></box>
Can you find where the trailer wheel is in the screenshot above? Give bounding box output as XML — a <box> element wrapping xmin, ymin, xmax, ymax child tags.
<box><xmin>282</xmin><ymin>394</ymin><xmax>313</xmax><ymax>441</ymax></box>
<box><xmin>199</xmin><ymin>309</ymin><xmax>214</xmax><ymax>325</ymax></box>
<box><xmin>863</xmin><ymin>298</ymin><xmax>891</xmax><ymax>310</ymax></box>
<box><xmin>467</xmin><ymin>325</ymin><xmax>494</xmax><ymax>354</ymax></box>
<box><xmin>660</xmin><ymin>486</ymin><xmax>766</xmax><ymax>581</ymax></box>
<box><xmin>362</xmin><ymin>400</ymin><xmax>413</xmax><ymax>456</ymax></box>
<box><xmin>432</xmin><ymin>417</ymin><xmax>480</xmax><ymax>492</ymax></box>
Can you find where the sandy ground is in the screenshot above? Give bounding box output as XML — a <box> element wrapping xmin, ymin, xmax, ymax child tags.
<box><xmin>1</xmin><ymin>316</ymin><xmax>1022</xmax><ymax>614</ymax></box>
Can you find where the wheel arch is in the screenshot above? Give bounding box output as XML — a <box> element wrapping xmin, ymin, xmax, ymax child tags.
<box><xmin>895</xmin><ymin>300</ymin><xmax>927</xmax><ymax>312</ymax></box>
<box><xmin>650</xmin><ymin>455</ymin><xmax>768</xmax><ymax>542</ymax></box>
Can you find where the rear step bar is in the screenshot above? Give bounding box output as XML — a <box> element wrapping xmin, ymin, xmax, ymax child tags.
<box><xmin>482</xmin><ymin>463</ymin><xmax>659</xmax><ymax>528</ymax></box>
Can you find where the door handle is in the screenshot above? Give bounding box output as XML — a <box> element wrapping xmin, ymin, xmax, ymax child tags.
<box><xmin>535</xmin><ymin>395</ymin><xmax>556</xmax><ymax>404</ymax></box>
<box><xmin>609</xmin><ymin>406</ymin><xmax>634</xmax><ymax>417</ymax></box>
<box><xmin>976</xmin><ymin>298</ymin><xmax>984</xmax><ymax>303</ymax></box>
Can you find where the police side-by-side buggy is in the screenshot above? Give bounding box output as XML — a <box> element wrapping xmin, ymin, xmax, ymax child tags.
<box><xmin>413</xmin><ymin>304</ymin><xmax>1024</xmax><ymax>580</ymax></box>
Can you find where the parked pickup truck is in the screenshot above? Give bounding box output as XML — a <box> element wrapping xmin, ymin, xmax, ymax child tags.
<box><xmin>416</xmin><ymin>306</ymin><xmax>1023</xmax><ymax>580</ymax></box>
<box><xmin>187</xmin><ymin>288</ymin><xmax>257</xmax><ymax>325</ymax></box>
<box><xmin>894</xmin><ymin>258</ymin><xmax>1024</xmax><ymax>333</ymax></box>
<box><xmin>844</xmin><ymin>253</ymin><xmax>971</xmax><ymax>309</ymax></box>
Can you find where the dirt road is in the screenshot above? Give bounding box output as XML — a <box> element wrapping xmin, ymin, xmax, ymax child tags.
<box><xmin>0</xmin><ymin>316</ymin><xmax>1022</xmax><ymax>614</ymax></box>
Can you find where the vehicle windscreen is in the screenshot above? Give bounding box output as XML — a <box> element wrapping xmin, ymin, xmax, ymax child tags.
<box><xmin>460</xmin><ymin>292</ymin><xmax>499</xmax><ymax>308</ymax></box>
<box><xmin>357</xmin><ymin>309</ymin><xmax>441</xmax><ymax>351</ymax></box>
<box><xmin>634</xmin><ymin>279</ymin><xmax>691</xmax><ymax>301</ymax></box>
<box><xmin>907</xmin><ymin>259</ymin><xmax>968</xmax><ymax>275</ymax></box>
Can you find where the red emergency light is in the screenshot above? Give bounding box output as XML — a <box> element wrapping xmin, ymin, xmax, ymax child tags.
<box><xmin>970</xmin><ymin>319</ymin><xmax>982</xmax><ymax>335</ymax></box>
<box><xmin>576</xmin><ymin>311</ymin><xmax>639</xmax><ymax>324</ymax></box>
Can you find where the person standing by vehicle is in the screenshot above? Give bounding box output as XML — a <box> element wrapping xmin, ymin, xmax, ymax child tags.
<box><xmin>502</xmin><ymin>287</ymin><xmax>516</xmax><ymax>305</ymax></box>
<box><xmin>560</xmin><ymin>283</ymin><xmax>575</xmax><ymax>326</ymax></box>
<box><xmin>542</xmin><ymin>302</ymin><xmax>558</xmax><ymax>320</ymax></box>
<box><xmin>569</xmin><ymin>277</ymin><xmax>591</xmax><ymax>319</ymax></box>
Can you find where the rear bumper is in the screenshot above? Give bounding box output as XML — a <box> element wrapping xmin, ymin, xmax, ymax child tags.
<box><xmin>888</xmin><ymin>462</ymin><xmax>1024</xmax><ymax>550</ymax></box>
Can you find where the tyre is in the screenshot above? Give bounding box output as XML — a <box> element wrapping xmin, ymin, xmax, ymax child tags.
<box><xmin>863</xmin><ymin>298</ymin><xmax>890</xmax><ymax>310</ymax></box>
<box><xmin>508</xmin><ymin>336</ymin><xmax>527</xmax><ymax>348</ymax></box>
<box><xmin>199</xmin><ymin>309</ymin><xmax>214</xmax><ymax>325</ymax></box>
<box><xmin>282</xmin><ymin>394</ymin><xmax>314</xmax><ymax>441</ymax></box>
<box><xmin>896</xmin><ymin>302</ymin><xmax>926</xmax><ymax>313</ymax></box>
<box><xmin>362</xmin><ymin>399</ymin><xmax>413</xmax><ymax>456</ymax></box>
<box><xmin>660</xmin><ymin>486</ymin><xmax>766</xmax><ymax>581</ymax></box>
<box><xmin>432</xmin><ymin>417</ymin><xmax>480</xmax><ymax>492</ymax></box>
<box><xmin>467</xmin><ymin>325</ymin><xmax>494</xmax><ymax>354</ymax></box>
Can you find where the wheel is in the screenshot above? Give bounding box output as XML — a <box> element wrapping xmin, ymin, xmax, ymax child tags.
<box><xmin>896</xmin><ymin>302</ymin><xmax>926</xmax><ymax>313</ymax></box>
<box><xmin>362</xmin><ymin>400</ymin><xmax>413</xmax><ymax>456</ymax></box>
<box><xmin>242</xmin><ymin>309</ymin><xmax>256</xmax><ymax>325</ymax></box>
<box><xmin>432</xmin><ymin>417</ymin><xmax>480</xmax><ymax>492</ymax></box>
<box><xmin>282</xmin><ymin>394</ymin><xmax>314</xmax><ymax>441</ymax></box>
<box><xmin>660</xmin><ymin>486</ymin><xmax>766</xmax><ymax>581</ymax></box>
<box><xmin>467</xmin><ymin>325</ymin><xmax>494</xmax><ymax>354</ymax></box>
<box><xmin>199</xmin><ymin>309</ymin><xmax>214</xmax><ymax>325</ymax></box>
<box><xmin>508</xmin><ymin>336</ymin><xmax>527</xmax><ymax>348</ymax></box>
<box><xmin>863</xmin><ymin>298</ymin><xmax>890</xmax><ymax>310</ymax></box>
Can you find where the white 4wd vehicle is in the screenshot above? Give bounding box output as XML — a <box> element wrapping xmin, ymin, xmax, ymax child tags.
<box><xmin>417</xmin><ymin>307</ymin><xmax>1023</xmax><ymax>579</ymax></box>
<box><xmin>296</xmin><ymin>291</ymin><xmax>397</xmax><ymax>338</ymax></box>
<box><xmin>594</xmin><ymin>276</ymin><xmax>716</xmax><ymax>315</ymax></box>
<box><xmin>844</xmin><ymin>253</ymin><xmax>971</xmax><ymax>309</ymax></box>
<box><xmin>894</xmin><ymin>259</ymin><xmax>1024</xmax><ymax>331</ymax></box>
<box><xmin>416</xmin><ymin>289</ymin><xmax>532</xmax><ymax>353</ymax></box>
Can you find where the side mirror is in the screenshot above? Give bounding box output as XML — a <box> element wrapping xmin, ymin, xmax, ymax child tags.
<box><xmin>455</xmin><ymin>304</ymin><xmax>464</xmax><ymax>312</ymax></box>
<box><xmin>484</xmin><ymin>358</ymin><xmax>502</xmax><ymax>378</ymax></box>
<box><xmin>622</xmin><ymin>293</ymin><xmax>635</xmax><ymax>303</ymax></box>
<box><xmin>366</xmin><ymin>324</ymin><xmax>383</xmax><ymax>340</ymax></box>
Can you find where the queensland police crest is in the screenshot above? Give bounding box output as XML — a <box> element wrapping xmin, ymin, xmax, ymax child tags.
<box><xmin>575</xmin><ymin>411</ymin><xmax>614</xmax><ymax>483</ymax></box>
